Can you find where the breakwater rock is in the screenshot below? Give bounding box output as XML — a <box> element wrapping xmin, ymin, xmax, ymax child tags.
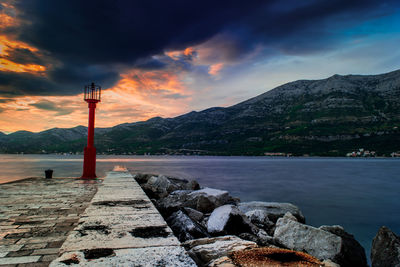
<box><xmin>371</xmin><ymin>226</ymin><xmax>400</xmax><ymax>267</ymax></box>
<box><xmin>134</xmin><ymin>173</ymin><xmax>368</xmax><ymax>267</ymax></box>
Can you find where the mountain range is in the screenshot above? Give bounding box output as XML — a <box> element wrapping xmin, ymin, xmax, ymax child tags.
<box><xmin>1</xmin><ymin>69</ymin><xmax>400</xmax><ymax>156</ymax></box>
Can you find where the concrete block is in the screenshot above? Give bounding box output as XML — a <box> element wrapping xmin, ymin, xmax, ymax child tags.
<box><xmin>60</xmin><ymin>227</ymin><xmax>179</xmax><ymax>253</ymax></box>
<box><xmin>0</xmin><ymin>244</ymin><xmax>23</xmax><ymax>252</ymax></box>
<box><xmin>77</xmin><ymin>213</ymin><xmax>167</xmax><ymax>230</ymax></box>
<box><xmin>0</xmin><ymin>252</ymin><xmax>8</xmax><ymax>257</ymax></box>
<box><xmin>0</xmin><ymin>255</ymin><xmax>41</xmax><ymax>264</ymax></box>
<box><xmin>51</xmin><ymin>246</ymin><xmax>196</xmax><ymax>267</ymax></box>
<box><xmin>31</xmin><ymin>248</ymin><xmax>60</xmax><ymax>255</ymax></box>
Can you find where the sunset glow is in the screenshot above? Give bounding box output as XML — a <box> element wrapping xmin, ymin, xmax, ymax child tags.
<box><xmin>0</xmin><ymin>1</ymin><xmax>399</xmax><ymax>133</ymax></box>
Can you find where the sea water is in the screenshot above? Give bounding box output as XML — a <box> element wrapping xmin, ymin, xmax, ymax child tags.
<box><xmin>0</xmin><ymin>154</ymin><xmax>399</xmax><ymax>261</ymax></box>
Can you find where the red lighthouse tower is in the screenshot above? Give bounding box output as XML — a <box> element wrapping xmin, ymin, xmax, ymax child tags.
<box><xmin>81</xmin><ymin>82</ymin><xmax>101</xmax><ymax>179</ymax></box>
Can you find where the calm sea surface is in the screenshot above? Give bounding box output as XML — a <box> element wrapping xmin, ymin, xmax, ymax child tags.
<box><xmin>0</xmin><ymin>154</ymin><xmax>399</xmax><ymax>260</ymax></box>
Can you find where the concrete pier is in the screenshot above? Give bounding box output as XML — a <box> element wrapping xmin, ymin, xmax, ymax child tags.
<box><xmin>0</xmin><ymin>177</ymin><xmax>98</xmax><ymax>266</ymax></box>
<box><xmin>50</xmin><ymin>170</ymin><xmax>196</xmax><ymax>266</ymax></box>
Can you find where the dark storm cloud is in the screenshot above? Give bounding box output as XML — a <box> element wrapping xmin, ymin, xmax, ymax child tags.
<box><xmin>0</xmin><ymin>71</ymin><xmax>51</xmax><ymax>96</ymax></box>
<box><xmin>0</xmin><ymin>67</ymin><xmax>118</xmax><ymax>96</ymax></box>
<box><xmin>47</xmin><ymin>63</ymin><xmax>119</xmax><ymax>89</ymax></box>
<box><xmin>29</xmin><ymin>100</ymin><xmax>74</xmax><ymax>116</ymax></box>
<box><xmin>1</xmin><ymin>0</ymin><xmax>399</xmax><ymax>97</ymax></box>
<box><xmin>1</xmin><ymin>47</ymin><xmax>44</xmax><ymax>65</ymax></box>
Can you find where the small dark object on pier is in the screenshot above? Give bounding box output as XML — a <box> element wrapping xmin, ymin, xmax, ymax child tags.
<box><xmin>92</xmin><ymin>199</ymin><xmax>148</xmax><ymax>207</ymax></box>
<box><xmin>83</xmin><ymin>248</ymin><xmax>115</xmax><ymax>259</ymax></box>
<box><xmin>45</xmin><ymin>169</ymin><xmax>53</xmax><ymax>179</ymax></box>
<box><xmin>129</xmin><ymin>226</ymin><xmax>170</xmax><ymax>238</ymax></box>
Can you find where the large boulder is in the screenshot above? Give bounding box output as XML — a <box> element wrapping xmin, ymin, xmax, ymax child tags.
<box><xmin>238</xmin><ymin>230</ymin><xmax>279</xmax><ymax>248</ymax></box>
<box><xmin>167</xmin><ymin>210</ymin><xmax>209</xmax><ymax>242</ymax></box>
<box><xmin>142</xmin><ymin>175</ymin><xmax>180</xmax><ymax>199</ymax></box>
<box><xmin>139</xmin><ymin>174</ymin><xmax>200</xmax><ymax>199</ymax></box>
<box><xmin>168</xmin><ymin>177</ymin><xmax>200</xmax><ymax>190</ymax></box>
<box><xmin>244</xmin><ymin>209</ymin><xmax>275</xmax><ymax>231</ymax></box>
<box><xmin>183</xmin><ymin>207</ymin><xmax>204</xmax><ymax>222</ymax></box>
<box><xmin>134</xmin><ymin>173</ymin><xmax>156</xmax><ymax>184</ymax></box>
<box><xmin>319</xmin><ymin>225</ymin><xmax>367</xmax><ymax>267</ymax></box>
<box><xmin>190</xmin><ymin>188</ymin><xmax>238</xmax><ymax>213</ymax></box>
<box><xmin>274</xmin><ymin>217</ymin><xmax>367</xmax><ymax>267</ymax></box>
<box><xmin>182</xmin><ymin>235</ymin><xmax>257</xmax><ymax>266</ymax></box>
<box><xmin>156</xmin><ymin>190</ymin><xmax>194</xmax><ymax>216</ymax></box>
<box><xmin>238</xmin><ymin>201</ymin><xmax>305</xmax><ymax>224</ymax></box>
<box><xmin>156</xmin><ymin>187</ymin><xmax>237</xmax><ymax>216</ymax></box>
<box><xmin>207</xmin><ymin>205</ymin><xmax>256</xmax><ymax>236</ymax></box>
<box><xmin>371</xmin><ymin>226</ymin><xmax>400</xmax><ymax>267</ymax></box>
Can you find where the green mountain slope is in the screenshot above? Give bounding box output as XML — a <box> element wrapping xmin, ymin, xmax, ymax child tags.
<box><xmin>2</xmin><ymin>69</ymin><xmax>400</xmax><ymax>156</ymax></box>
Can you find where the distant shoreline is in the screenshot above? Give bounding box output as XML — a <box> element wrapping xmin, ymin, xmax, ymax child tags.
<box><xmin>1</xmin><ymin>153</ymin><xmax>399</xmax><ymax>159</ymax></box>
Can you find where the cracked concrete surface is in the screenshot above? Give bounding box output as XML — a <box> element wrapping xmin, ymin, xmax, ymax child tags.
<box><xmin>50</xmin><ymin>170</ymin><xmax>197</xmax><ymax>267</ymax></box>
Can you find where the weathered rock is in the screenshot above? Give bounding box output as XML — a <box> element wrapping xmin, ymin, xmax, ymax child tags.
<box><xmin>142</xmin><ymin>175</ymin><xmax>180</xmax><ymax>199</ymax></box>
<box><xmin>200</xmin><ymin>215</ymin><xmax>210</xmax><ymax>229</ymax></box>
<box><xmin>167</xmin><ymin>176</ymin><xmax>190</xmax><ymax>187</ymax></box>
<box><xmin>371</xmin><ymin>226</ymin><xmax>400</xmax><ymax>267</ymax></box>
<box><xmin>197</xmin><ymin>194</ymin><xmax>216</xmax><ymax>213</ymax></box>
<box><xmin>190</xmin><ymin>188</ymin><xmax>237</xmax><ymax>213</ymax></box>
<box><xmin>238</xmin><ymin>201</ymin><xmax>305</xmax><ymax>223</ymax></box>
<box><xmin>207</xmin><ymin>205</ymin><xmax>255</xmax><ymax>236</ymax></box>
<box><xmin>156</xmin><ymin>188</ymin><xmax>236</xmax><ymax>216</ymax></box>
<box><xmin>282</xmin><ymin>211</ymin><xmax>298</xmax><ymax>222</ymax></box>
<box><xmin>256</xmin><ymin>229</ymin><xmax>281</xmax><ymax>247</ymax></box>
<box><xmin>186</xmin><ymin>180</ymin><xmax>201</xmax><ymax>190</ymax></box>
<box><xmin>274</xmin><ymin>217</ymin><xmax>341</xmax><ymax>260</ymax></box>
<box><xmin>319</xmin><ymin>225</ymin><xmax>367</xmax><ymax>267</ymax></box>
<box><xmin>182</xmin><ymin>235</ymin><xmax>257</xmax><ymax>266</ymax></box>
<box><xmin>156</xmin><ymin>190</ymin><xmax>194</xmax><ymax>216</ymax></box>
<box><xmin>244</xmin><ymin>209</ymin><xmax>275</xmax><ymax>233</ymax></box>
<box><xmin>242</xmin><ymin>209</ymin><xmax>276</xmax><ymax>237</ymax></box>
<box><xmin>238</xmin><ymin>231</ymin><xmax>278</xmax><ymax>247</ymax></box>
<box><xmin>134</xmin><ymin>173</ymin><xmax>156</xmax><ymax>184</ymax></box>
<box><xmin>322</xmin><ymin>259</ymin><xmax>341</xmax><ymax>267</ymax></box>
<box><xmin>167</xmin><ymin>210</ymin><xmax>209</xmax><ymax>242</ymax></box>
<box><xmin>183</xmin><ymin>207</ymin><xmax>204</xmax><ymax>222</ymax></box>
<box><xmin>237</xmin><ymin>232</ymin><xmax>259</xmax><ymax>243</ymax></box>
<box><xmin>274</xmin><ymin>217</ymin><xmax>367</xmax><ymax>267</ymax></box>
<box><xmin>165</xmin><ymin>176</ymin><xmax>200</xmax><ymax>190</ymax></box>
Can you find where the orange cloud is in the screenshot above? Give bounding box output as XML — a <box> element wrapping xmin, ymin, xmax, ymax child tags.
<box><xmin>166</xmin><ymin>46</ymin><xmax>196</xmax><ymax>60</ymax></box>
<box><xmin>0</xmin><ymin>58</ymin><xmax>46</xmax><ymax>73</ymax></box>
<box><xmin>183</xmin><ymin>47</ymin><xmax>195</xmax><ymax>56</ymax></box>
<box><xmin>0</xmin><ymin>3</ymin><xmax>47</xmax><ymax>74</ymax></box>
<box><xmin>0</xmin><ymin>2</ymin><xmax>18</xmax><ymax>29</ymax></box>
<box><xmin>0</xmin><ymin>67</ymin><xmax>193</xmax><ymax>133</ymax></box>
<box><xmin>0</xmin><ymin>35</ymin><xmax>47</xmax><ymax>74</ymax></box>
<box><xmin>0</xmin><ymin>13</ymin><xmax>16</xmax><ymax>29</ymax></box>
<box><xmin>208</xmin><ymin>63</ymin><xmax>224</xmax><ymax>76</ymax></box>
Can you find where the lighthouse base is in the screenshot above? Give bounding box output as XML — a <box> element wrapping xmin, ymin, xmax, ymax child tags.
<box><xmin>81</xmin><ymin>146</ymin><xmax>97</xmax><ymax>179</ymax></box>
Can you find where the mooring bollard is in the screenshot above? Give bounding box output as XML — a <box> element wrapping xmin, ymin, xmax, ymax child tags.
<box><xmin>45</xmin><ymin>169</ymin><xmax>53</xmax><ymax>179</ymax></box>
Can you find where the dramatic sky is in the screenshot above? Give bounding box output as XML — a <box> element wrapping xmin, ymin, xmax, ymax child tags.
<box><xmin>0</xmin><ymin>0</ymin><xmax>400</xmax><ymax>132</ymax></box>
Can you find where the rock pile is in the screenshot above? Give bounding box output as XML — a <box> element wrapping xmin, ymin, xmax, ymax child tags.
<box><xmin>134</xmin><ymin>173</ymin><xmax>368</xmax><ymax>267</ymax></box>
<box><xmin>371</xmin><ymin>226</ymin><xmax>400</xmax><ymax>267</ymax></box>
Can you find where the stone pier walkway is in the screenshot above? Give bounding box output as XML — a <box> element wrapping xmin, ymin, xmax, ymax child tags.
<box><xmin>0</xmin><ymin>178</ymin><xmax>98</xmax><ymax>267</ymax></box>
<box><xmin>50</xmin><ymin>170</ymin><xmax>196</xmax><ymax>266</ymax></box>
